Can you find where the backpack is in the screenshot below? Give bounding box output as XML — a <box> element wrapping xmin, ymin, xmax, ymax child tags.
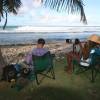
<box><xmin>2</xmin><ymin>64</ymin><xmax>17</xmax><ymax>82</ymax></box>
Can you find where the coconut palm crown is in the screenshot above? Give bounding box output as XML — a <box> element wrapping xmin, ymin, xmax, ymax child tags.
<box><xmin>0</xmin><ymin>0</ymin><xmax>21</xmax><ymax>29</ymax></box>
<box><xmin>43</xmin><ymin>0</ymin><xmax>87</xmax><ymax>24</ymax></box>
<box><xmin>0</xmin><ymin>0</ymin><xmax>87</xmax><ymax>29</ymax></box>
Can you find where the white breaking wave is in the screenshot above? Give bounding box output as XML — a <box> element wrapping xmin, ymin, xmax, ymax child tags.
<box><xmin>0</xmin><ymin>26</ymin><xmax>100</xmax><ymax>45</ymax></box>
<box><xmin>13</xmin><ymin>26</ymin><xmax>100</xmax><ymax>33</ymax></box>
<box><xmin>0</xmin><ymin>26</ymin><xmax>100</xmax><ymax>33</ymax></box>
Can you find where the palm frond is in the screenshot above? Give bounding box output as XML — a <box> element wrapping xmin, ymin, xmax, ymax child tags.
<box><xmin>3</xmin><ymin>10</ymin><xmax>7</xmax><ymax>29</ymax></box>
<box><xmin>0</xmin><ymin>0</ymin><xmax>3</xmax><ymax>16</ymax></box>
<box><xmin>43</xmin><ymin>0</ymin><xmax>87</xmax><ymax>24</ymax></box>
<box><xmin>0</xmin><ymin>0</ymin><xmax>22</xmax><ymax>29</ymax></box>
<box><xmin>0</xmin><ymin>0</ymin><xmax>87</xmax><ymax>29</ymax></box>
<box><xmin>3</xmin><ymin>0</ymin><xmax>21</xmax><ymax>14</ymax></box>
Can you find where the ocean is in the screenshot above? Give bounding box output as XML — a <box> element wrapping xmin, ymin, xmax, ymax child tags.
<box><xmin>0</xmin><ymin>26</ymin><xmax>100</xmax><ymax>45</ymax></box>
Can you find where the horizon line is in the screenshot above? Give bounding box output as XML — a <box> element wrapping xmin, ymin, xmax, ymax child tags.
<box><xmin>0</xmin><ymin>25</ymin><xmax>100</xmax><ymax>27</ymax></box>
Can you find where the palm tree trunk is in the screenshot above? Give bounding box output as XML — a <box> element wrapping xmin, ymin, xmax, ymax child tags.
<box><xmin>3</xmin><ymin>11</ymin><xmax>7</xmax><ymax>30</ymax></box>
<box><xmin>0</xmin><ymin>47</ymin><xmax>7</xmax><ymax>79</ymax></box>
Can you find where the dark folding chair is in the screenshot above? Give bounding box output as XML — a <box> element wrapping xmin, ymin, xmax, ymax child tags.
<box><xmin>32</xmin><ymin>51</ymin><xmax>55</xmax><ymax>85</ymax></box>
<box><xmin>73</xmin><ymin>49</ymin><xmax>100</xmax><ymax>82</ymax></box>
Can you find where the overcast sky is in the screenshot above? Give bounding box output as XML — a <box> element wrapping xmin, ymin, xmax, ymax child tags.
<box><xmin>1</xmin><ymin>0</ymin><xmax>100</xmax><ymax>26</ymax></box>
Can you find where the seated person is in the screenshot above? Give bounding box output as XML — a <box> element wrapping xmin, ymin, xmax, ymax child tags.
<box><xmin>25</xmin><ymin>38</ymin><xmax>49</xmax><ymax>65</ymax></box>
<box><xmin>66</xmin><ymin>38</ymin><xmax>82</xmax><ymax>73</ymax></box>
<box><xmin>80</xmin><ymin>34</ymin><xmax>100</xmax><ymax>67</ymax></box>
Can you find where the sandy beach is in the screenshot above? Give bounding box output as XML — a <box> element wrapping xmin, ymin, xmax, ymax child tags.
<box><xmin>1</xmin><ymin>41</ymin><xmax>73</xmax><ymax>64</ymax></box>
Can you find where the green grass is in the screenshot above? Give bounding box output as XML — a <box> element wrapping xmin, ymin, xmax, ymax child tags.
<box><xmin>0</xmin><ymin>57</ymin><xmax>100</xmax><ymax>100</ymax></box>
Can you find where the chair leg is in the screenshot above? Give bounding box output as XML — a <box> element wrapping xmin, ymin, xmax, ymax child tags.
<box><xmin>73</xmin><ymin>64</ymin><xmax>75</xmax><ymax>72</ymax></box>
<box><xmin>35</xmin><ymin>74</ymin><xmax>39</xmax><ymax>85</ymax></box>
<box><xmin>75</xmin><ymin>67</ymin><xmax>89</xmax><ymax>74</ymax></box>
<box><xmin>91</xmin><ymin>66</ymin><xmax>95</xmax><ymax>82</ymax></box>
<box><xmin>50</xmin><ymin>67</ymin><xmax>55</xmax><ymax>79</ymax></box>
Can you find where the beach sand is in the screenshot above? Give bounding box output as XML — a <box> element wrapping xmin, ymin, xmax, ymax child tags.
<box><xmin>1</xmin><ymin>41</ymin><xmax>73</xmax><ymax>64</ymax></box>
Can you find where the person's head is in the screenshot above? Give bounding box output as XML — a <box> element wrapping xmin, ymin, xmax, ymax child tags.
<box><xmin>37</xmin><ymin>38</ymin><xmax>45</xmax><ymax>48</ymax></box>
<box><xmin>89</xmin><ymin>41</ymin><xmax>96</xmax><ymax>48</ymax></box>
<box><xmin>89</xmin><ymin>41</ymin><xmax>100</xmax><ymax>49</ymax></box>
<box><xmin>88</xmin><ymin>34</ymin><xmax>100</xmax><ymax>49</ymax></box>
<box><xmin>74</xmin><ymin>38</ymin><xmax>80</xmax><ymax>45</ymax></box>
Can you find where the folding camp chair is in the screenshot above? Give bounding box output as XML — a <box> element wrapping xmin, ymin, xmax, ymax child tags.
<box><xmin>73</xmin><ymin>49</ymin><xmax>100</xmax><ymax>82</ymax></box>
<box><xmin>32</xmin><ymin>51</ymin><xmax>55</xmax><ymax>85</ymax></box>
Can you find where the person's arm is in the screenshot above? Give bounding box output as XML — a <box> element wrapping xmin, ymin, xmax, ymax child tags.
<box><xmin>79</xmin><ymin>43</ymin><xmax>83</xmax><ymax>55</ymax></box>
<box><xmin>73</xmin><ymin>44</ymin><xmax>75</xmax><ymax>53</ymax></box>
<box><xmin>25</xmin><ymin>52</ymin><xmax>33</xmax><ymax>65</ymax></box>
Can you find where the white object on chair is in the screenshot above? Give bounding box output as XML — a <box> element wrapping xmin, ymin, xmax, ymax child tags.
<box><xmin>80</xmin><ymin>57</ymin><xmax>91</xmax><ymax>67</ymax></box>
<box><xmin>90</xmin><ymin>49</ymin><xmax>95</xmax><ymax>54</ymax></box>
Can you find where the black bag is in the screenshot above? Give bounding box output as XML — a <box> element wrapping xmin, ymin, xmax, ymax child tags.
<box><xmin>2</xmin><ymin>64</ymin><xmax>17</xmax><ymax>82</ymax></box>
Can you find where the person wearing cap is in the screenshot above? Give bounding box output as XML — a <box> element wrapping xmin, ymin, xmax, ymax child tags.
<box><xmin>88</xmin><ymin>34</ymin><xmax>100</xmax><ymax>53</ymax></box>
<box><xmin>80</xmin><ymin>34</ymin><xmax>100</xmax><ymax>66</ymax></box>
<box><xmin>88</xmin><ymin>34</ymin><xmax>100</xmax><ymax>48</ymax></box>
<box><xmin>88</xmin><ymin>35</ymin><xmax>100</xmax><ymax>64</ymax></box>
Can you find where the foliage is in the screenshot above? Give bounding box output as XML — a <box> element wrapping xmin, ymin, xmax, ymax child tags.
<box><xmin>0</xmin><ymin>0</ymin><xmax>21</xmax><ymax>29</ymax></box>
<box><xmin>43</xmin><ymin>0</ymin><xmax>87</xmax><ymax>24</ymax></box>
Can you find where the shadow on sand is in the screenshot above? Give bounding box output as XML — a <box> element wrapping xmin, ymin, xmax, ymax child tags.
<box><xmin>24</xmin><ymin>86</ymin><xmax>85</xmax><ymax>100</ymax></box>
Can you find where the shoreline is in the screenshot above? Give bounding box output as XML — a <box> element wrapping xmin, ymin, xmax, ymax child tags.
<box><xmin>0</xmin><ymin>39</ymin><xmax>86</xmax><ymax>47</ymax></box>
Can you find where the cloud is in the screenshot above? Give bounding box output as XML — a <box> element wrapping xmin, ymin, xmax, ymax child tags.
<box><xmin>32</xmin><ymin>0</ymin><xmax>42</xmax><ymax>7</ymax></box>
<box><xmin>2</xmin><ymin>0</ymin><xmax>100</xmax><ymax>26</ymax></box>
<box><xmin>34</xmin><ymin>13</ymin><xmax>80</xmax><ymax>26</ymax></box>
<box><xmin>17</xmin><ymin>0</ymin><xmax>82</xmax><ymax>25</ymax></box>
